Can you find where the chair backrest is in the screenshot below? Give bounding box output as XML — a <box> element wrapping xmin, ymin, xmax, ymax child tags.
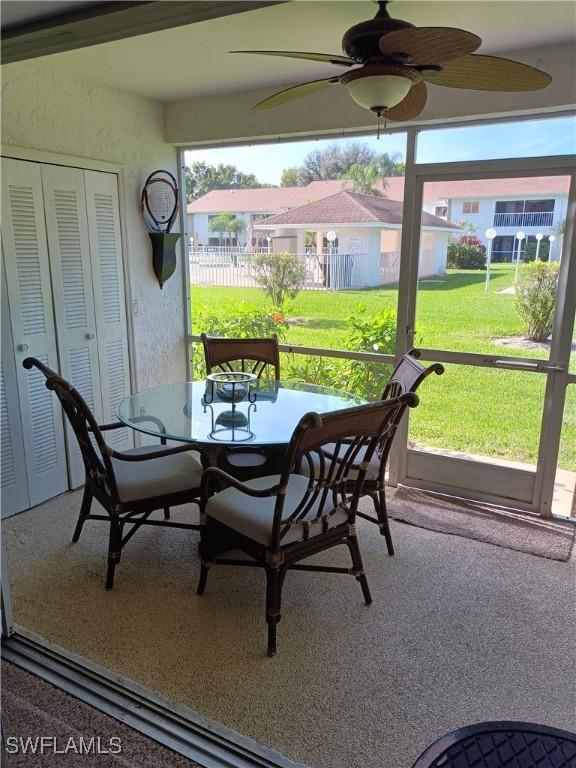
<box><xmin>22</xmin><ymin>358</ymin><xmax>119</xmax><ymax>503</ymax></box>
<box><xmin>382</xmin><ymin>349</ymin><xmax>444</xmax><ymax>401</ymax></box>
<box><xmin>201</xmin><ymin>333</ymin><xmax>280</xmax><ymax>380</ymax></box>
<box><xmin>270</xmin><ymin>394</ymin><xmax>418</xmax><ymax>550</ymax></box>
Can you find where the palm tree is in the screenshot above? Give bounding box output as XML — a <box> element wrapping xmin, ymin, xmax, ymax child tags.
<box><xmin>340</xmin><ymin>152</ymin><xmax>404</xmax><ymax>196</ymax></box>
<box><xmin>341</xmin><ymin>162</ymin><xmax>383</xmax><ymax>196</ymax></box>
<box><xmin>209</xmin><ymin>212</ymin><xmax>244</xmax><ymax>246</ymax></box>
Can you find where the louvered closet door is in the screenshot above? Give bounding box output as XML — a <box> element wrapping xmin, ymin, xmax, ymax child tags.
<box><xmin>1</xmin><ymin>253</ymin><xmax>30</xmax><ymax>517</ymax></box>
<box><xmin>84</xmin><ymin>171</ymin><xmax>132</xmax><ymax>452</ymax></box>
<box><xmin>1</xmin><ymin>158</ymin><xmax>68</xmax><ymax>506</ymax></box>
<box><xmin>42</xmin><ymin>164</ymin><xmax>105</xmax><ymax>488</ymax></box>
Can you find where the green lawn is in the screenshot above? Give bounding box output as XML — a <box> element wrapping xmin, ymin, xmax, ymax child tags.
<box><xmin>191</xmin><ymin>265</ymin><xmax>575</xmax><ymax>470</ymax></box>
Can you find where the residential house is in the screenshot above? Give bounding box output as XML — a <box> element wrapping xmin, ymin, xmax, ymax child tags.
<box><xmin>254</xmin><ymin>190</ymin><xmax>458</xmax><ymax>286</ymax></box>
<box><xmin>189</xmin><ymin>176</ymin><xmax>569</xmax><ymax>260</ymax></box>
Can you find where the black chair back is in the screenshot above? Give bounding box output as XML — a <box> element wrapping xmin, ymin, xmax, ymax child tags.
<box><xmin>272</xmin><ymin>394</ymin><xmax>418</xmax><ymax>550</ymax></box>
<box><xmin>23</xmin><ymin>357</ymin><xmax>120</xmax><ymax>502</ymax></box>
<box><xmin>201</xmin><ymin>333</ymin><xmax>280</xmax><ymax>379</ymax></box>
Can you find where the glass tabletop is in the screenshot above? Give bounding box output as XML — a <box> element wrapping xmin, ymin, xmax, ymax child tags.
<box><xmin>117</xmin><ymin>379</ymin><xmax>365</xmax><ymax>446</ymax></box>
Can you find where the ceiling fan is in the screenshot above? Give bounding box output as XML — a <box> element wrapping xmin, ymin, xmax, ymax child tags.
<box><xmin>232</xmin><ymin>1</ymin><xmax>551</xmax><ymax>130</ymax></box>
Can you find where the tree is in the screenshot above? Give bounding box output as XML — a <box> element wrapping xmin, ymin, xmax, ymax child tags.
<box><xmin>297</xmin><ymin>142</ymin><xmax>377</xmax><ymax>183</ymax></box>
<box><xmin>185</xmin><ymin>161</ymin><xmax>260</xmax><ymax>201</ymax></box>
<box><xmin>280</xmin><ymin>167</ymin><xmax>300</xmax><ymax>187</ymax></box>
<box><xmin>208</xmin><ymin>212</ymin><xmax>244</xmax><ymax>246</ymax></box>
<box><xmin>374</xmin><ymin>151</ymin><xmax>404</xmax><ymax>177</ymax></box>
<box><xmin>341</xmin><ymin>162</ymin><xmax>383</xmax><ymax>195</ymax></box>
<box><xmin>340</xmin><ymin>151</ymin><xmax>404</xmax><ymax>195</ymax></box>
<box><xmin>252</xmin><ymin>251</ymin><xmax>307</xmax><ymax>309</ymax></box>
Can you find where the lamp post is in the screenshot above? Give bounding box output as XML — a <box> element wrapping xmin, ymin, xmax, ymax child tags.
<box><xmin>266</xmin><ymin>235</ymin><xmax>272</xmax><ymax>254</ymax></box>
<box><xmin>326</xmin><ymin>230</ymin><xmax>337</xmax><ymax>290</ymax></box>
<box><xmin>548</xmin><ymin>234</ymin><xmax>556</xmax><ymax>262</ymax></box>
<box><xmin>514</xmin><ymin>230</ymin><xmax>526</xmax><ymax>282</ymax></box>
<box><xmin>535</xmin><ymin>232</ymin><xmax>543</xmax><ymax>261</ymax></box>
<box><xmin>484</xmin><ymin>228</ymin><xmax>496</xmax><ymax>292</ymax></box>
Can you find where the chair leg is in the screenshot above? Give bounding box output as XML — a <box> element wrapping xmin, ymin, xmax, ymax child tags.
<box><xmin>72</xmin><ymin>487</ymin><xmax>93</xmax><ymax>543</ymax></box>
<box><xmin>265</xmin><ymin>565</ymin><xmax>283</xmax><ymax>657</ymax></box>
<box><xmin>105</xmin><ymin>519</ymin><xmax>123</xmax><ymax>590</ymax></box>
<box><xmin>347</xmin><ymin>534</ymin><xmax>372</xmax><ymax>606</ymax></box>
<box><xmin>373</xmin><ymin>489</ymin><xmax>394</xmax><ymax>556</ymax></box>
<box><xmin>196</xmin><ymin>528</ymin><xmax>213</xmax><ymax>595</ymax></box>
<box><xmin>163</xmin><ymin>506</ymin><xmax>170</xmax><ymax>520</ymax></box>
<box><xmin>196</xmin><ymin>562</ymin><xmax>210</xmax><ymax>595</ymax></box>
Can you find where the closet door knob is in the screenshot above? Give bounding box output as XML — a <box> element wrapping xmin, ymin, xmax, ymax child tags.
<box><xmin>85</xmin><ymin>333</ymin><xmax>95</xmax><ymax>340</ymax></box>
<box><xmin>17</xmin><ymin>343</ymin><xmax>29</xmax><ymax>352</ymax></box>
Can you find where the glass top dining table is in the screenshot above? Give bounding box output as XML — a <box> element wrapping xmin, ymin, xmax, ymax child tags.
<box><xmin>117</xmin><ymin>379</ymin><xmax>365</xmax><ymax>447</ymax></box>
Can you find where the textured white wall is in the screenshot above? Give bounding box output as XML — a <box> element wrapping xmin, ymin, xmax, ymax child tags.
<box><xmin>1</xmin><ymin>59</ymin><xmax>187</xmax><ymax>390</ymax></box>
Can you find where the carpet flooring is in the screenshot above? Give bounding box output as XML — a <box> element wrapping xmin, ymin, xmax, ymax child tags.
<box><xmin>2</xmin><ymin>661</ymin><xmax>201</xmax><ymax>767</ymax></box>
<box><xmin>388</xmin><ymin>486</ymin><xmax>575</xmax><ymax>561</ymax></box>
<box><xmin>3</xmin><ymin>490</ymin><xmax>576</xmax><ymax>768</ymax></box>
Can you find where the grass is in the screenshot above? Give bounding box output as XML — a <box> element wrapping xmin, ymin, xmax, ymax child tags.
<box><xmin>191</xmin><ymin>265</ymin><xmax>575</xmax><ymax>470</ymax></box>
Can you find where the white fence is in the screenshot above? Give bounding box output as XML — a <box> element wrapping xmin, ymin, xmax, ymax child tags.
<box><xmin>189</xmin><ymin>248</ymin><xmax>373</xmax><ymax>291</ymax></box>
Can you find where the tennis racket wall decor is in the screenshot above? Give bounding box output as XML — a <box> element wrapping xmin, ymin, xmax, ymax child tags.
<box><xmin>140</xmin><ymin>169</ymin><xmax>181</xmax><ymax>289</ymax></box>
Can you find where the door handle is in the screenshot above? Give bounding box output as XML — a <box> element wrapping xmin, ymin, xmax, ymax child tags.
<box><xmin>492</xmin><ymin>359</ymin><xmax>565</xmax><ymax>373</ymax></box>
<box><xmin>16</xmin><ymin>343</ymin><xmax>29</xmax><ymax>352</ymax></box>
<box><xmin>493</xmin><ymin>359</ymin><xmax>539</xmax><ymax>370</ymax></box>
<box><xmin>85</xmin><ymin>333</ymin><xmax>95</xmax><ymax>340</ymax></box>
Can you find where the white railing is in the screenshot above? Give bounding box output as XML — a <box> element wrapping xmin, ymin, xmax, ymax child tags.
<box><xmin>493</xmin><ymin>211</ymin><xmax>554</xmax><ymax>228</ymax></box>
<box><xmin>189</xmin><ymin>248</ymin><xmax>372</xmax><ymax>291</ymax></box>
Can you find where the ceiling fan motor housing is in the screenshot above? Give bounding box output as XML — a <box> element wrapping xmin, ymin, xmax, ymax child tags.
<box><xmin>342</xmin><ymin>7</ymin><xmax>414</xmax><ymax>62</ymax></box>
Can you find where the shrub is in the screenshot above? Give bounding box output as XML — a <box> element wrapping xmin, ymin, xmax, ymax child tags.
<box><xmin>252</xmin><ymin>251</ymin><xmax>307</xmax><ymax>309</ymax></box>
<box><xmin>282</xmin><ymin>305</ymin><xmax>396</xmax><ymax>400</ymax></box>
<box><xmin>341</xmin><ymin>304</ymin><xmax>396</xmax><ymax>399</ymax></box>
<box><xmin>193</xmin><ymin>301</ymin><xmax>287</xmax><ymax>377</ymax></box>
<box><xmin>447</xmin><ymin>236</ymin><xmax>487</xmax><ymax>270</ymax></box>
<box><xmin>523</xmin><ymin>240</ymin><xmax>550</xmax><ymax>262</ymax></box>
<box><xmin>515</xmin><ymin>261</ymin><xmax>559</xmax><ymax>342</ymax></box>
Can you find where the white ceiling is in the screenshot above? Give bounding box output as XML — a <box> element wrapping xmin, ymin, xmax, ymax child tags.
<box><xmin>9</xmin><ymin>1</ymin><xmax>576</xmax><ymax>102</ymax></box>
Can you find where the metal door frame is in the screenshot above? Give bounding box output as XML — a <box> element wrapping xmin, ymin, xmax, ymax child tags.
<box><xmin>391</xmin><ymin>140</ymin><xmax>576</xmax><ymax>517</ymax></box>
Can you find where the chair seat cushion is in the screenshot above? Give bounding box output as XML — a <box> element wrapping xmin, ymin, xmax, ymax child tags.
<box><xmin>111</xmin><ymin>446</ymin><xmax>203</xmax><ymax>503</ymax></box>
<box><xmin>305</xmin><ymin>443</ymin><xmax>381</xmax><ymax>483</ymax></box>
<box><xmin>206</xmin><ymin>474</ymin><xmax>348</xmax><ymax>547</ymax></box>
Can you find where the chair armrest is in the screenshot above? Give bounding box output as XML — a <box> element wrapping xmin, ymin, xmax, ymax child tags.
<box><xmin>200</xmin><ymin>466</ymin><xmax>279</xmax><ymax>506</ymax></box>
<box><xmin>97</xmin><ymin>416</ymin><xmax>169</xmax><ymax>444</ymax></box>
<box><xmin>94</xmin><ymin>421</ymin><xmax>126</xmax><ymax>432</ymax></box>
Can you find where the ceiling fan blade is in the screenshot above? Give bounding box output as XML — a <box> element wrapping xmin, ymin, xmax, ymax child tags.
<box><xmin>231</xmin><ymin>50</ymin><xmax>355</xmax><ymax>67</ymax></box>
<box><xmin>386</xmin><ymin>80</ymin><xmax>427</xmax><ymax>121</ymax></box>
<box><xmin>253</xmin><ymin>77</ymin><xmax>340</xmax><ymax>111</ymax></box>
<box><xmin>379</xmin><ymin>27</ymin><xmax>481</xmax><ymax>65</ymax></box>
<box><xmin>423</xmin><ymin>54</ymin><xmax>552</xmax><ymax>91</ymax></box>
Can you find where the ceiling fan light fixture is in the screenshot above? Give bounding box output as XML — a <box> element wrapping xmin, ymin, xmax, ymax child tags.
<box><xmin>344</xmin><ymin>73</ymin><xmax>413</xmax><ymax>113</ymax></box>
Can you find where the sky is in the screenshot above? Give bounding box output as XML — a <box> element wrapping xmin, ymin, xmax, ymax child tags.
<box><xmin>185</xmin><ymin>115</ymin><xmax>576</xmax><ymax>186</ymax></box>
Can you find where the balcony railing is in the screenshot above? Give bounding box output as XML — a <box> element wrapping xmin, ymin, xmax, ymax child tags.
<box><xmin>493</xmin><ymin>211</ymin><xmax>554</xmax><ymax>228</ymax></box>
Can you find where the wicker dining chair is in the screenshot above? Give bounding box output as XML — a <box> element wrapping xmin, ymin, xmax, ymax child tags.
<box><xmin>200</xmin><ymin>333</ymin><xmax>281</xmax><ymax>479</ymax></box>
<box><xmin>354</xmin><ymin>350</ymin><xmax>445</xmax><ymax>554</ymax></box>
<box><xmin>197</xmin><ymin>393</ymin><xmax>418</xmax><ymax>656</ymax></box>
<box><xmin>23</xmin><ymin>358</ymin><xmax>204</xmax><ymax>590</ymax></box>
<box><xmin>307</xmin><ymin>351</ymin><xmax>444</xmax><ymax>556</ymax></box>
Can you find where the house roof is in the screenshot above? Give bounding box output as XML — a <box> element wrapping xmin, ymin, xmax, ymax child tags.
<box><xmin>186</xmin><ymin>180</ymin><xmax>346</xmax><ymax>214</ymax></box>
<box><xmin>254</xmin><ymin>191</ymin><xmax>458</xmax><ymax>229</ymax></box>
<box><xmin>187</xmin><ymin>176</ymin><xmax>570</xmax><ymax>214</ymax></box>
